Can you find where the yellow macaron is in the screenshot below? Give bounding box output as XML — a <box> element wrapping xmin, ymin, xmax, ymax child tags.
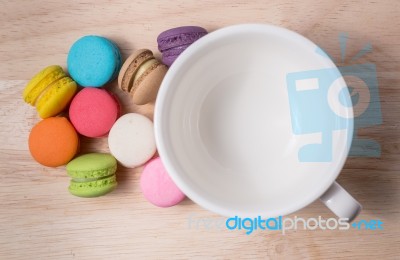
<box><xmin>23</xmin><ymin>65</ymin><xmax>77</xmax><ymax>118</ymax></box>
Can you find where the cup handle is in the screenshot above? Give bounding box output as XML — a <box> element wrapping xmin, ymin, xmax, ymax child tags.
<box><xmin>319</xmin><ymin>181</ymin><xmax>362</xmax><ymax>222</ymax></box>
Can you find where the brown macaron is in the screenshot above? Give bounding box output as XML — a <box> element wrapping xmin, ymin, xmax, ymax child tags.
<box><xmin>118</xmin><ymin>49</ymin><xmax>168</xmax><ymax>105</ymax></box>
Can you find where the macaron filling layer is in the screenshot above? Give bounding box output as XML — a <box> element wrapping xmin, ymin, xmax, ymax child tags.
<box><xmin>35</xmin><ymin>77</ymin><xmax>77</xmax><ymax>118</ymax></box>
<box><xmin>23</xmin><ymin>65</ymin><xmax>62</xmax><ymax>102</ymax></box>
<box><xmin>162</xmin><ymin>44</ymin><xmax>191</xmax><ymax>57</ymax></box>
<box><xmin>133</xmin><ymin>59</ymin><xmax>158</xmax><ymax>83</ymax></box>
<box><xmin>67</xmin><ymin>164</ymin><xmax>117</xmax><ymax>179</ymax></box>
<box><xmin>71</xmin><ymin>173</ymin><xmax>115</xmax><ymax>183</ymax></box>
<box><xmin>24</xmin><ymin>67</ymin><xmax>66</xmax><ymax>105</ymax></box>
<box><xmin>68</xmin><ymin>175</ymin><xmax>117</xmax><ymax>198</ymax></box>
<box><xmin>69</xmin><ymin>175</ymin><xmax>117</xmax><ymax>187</ymax></box>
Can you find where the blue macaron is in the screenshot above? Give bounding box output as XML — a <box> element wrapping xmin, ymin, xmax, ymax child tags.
<box><xmin>67</xmin><ymin>35</ymin><xmax>121</xmax><ymax>87</ymax></box>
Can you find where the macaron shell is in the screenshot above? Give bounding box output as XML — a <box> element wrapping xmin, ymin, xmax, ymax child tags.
<box><xmin>29</xmin><ymin>117</ymin><xmax>79</xmax><ymax>167</ymax></box>
<box><xmin>131</xmin><ymin>63</ymin><xmax>168</xmax><ymax>105</ymax></box>
<box><xmin>140</xmin><ymin>157</ymin><xmax>185</xmax><ymax>207</ymax></box>
<box><xmin>68</xmin><ymin>175</ymin><xmax>117</xmax><ymax>198</ymax></box>
<box><xmin>67</xmin><ymin>36</ymin><xmax>121</xmax><ymax>87</ymax></box>
<box><xmin>36</xmin><ymin>77</ymin><xmax>77</xmax><ymax>118</ymax></box>
<box><xmin>108</xmin><ymin>113</ymin><xmax>156</xmax><ymax>168</ymax></box>
<box><xmin>67</xmin><ymin>153</ymin><xmax>117</xmax><ymax>179</ymax></box>
<box><xmin>157</xmin><ymin>26</ymin><xmax>207</xmax><ymax>66</ymax></box>
<box><xmin>157</xmin><ymin>26</ymin><xmax>208</xmax><ymax>51</ymax></box>
<box><xmin>118</xmin><ymin>49</ymin><xmax>153</xmax><ymax>92</ymax></box>
<box><xmin>69</xmin><ymin>88</ymin><xmax>120</xmax><ymax>138</ymax></box>
<box><xmin>162</xmin><ymin>54</ymin><xmax>179</xmax><ymax>67</ymax></box>
<box><xmin>23</xmin><ymin>65</ymin><xmax>66</xmax><ymax>105</ymax></box>
<box><xmin>157</xmin><ymin>26</ymin><xmax>208</xmax><ymax>40</ymax></box>
<box><xmin>108</xmin><ymin>39</ymin><xmax>122</xmax><ymax>81</ymax></box>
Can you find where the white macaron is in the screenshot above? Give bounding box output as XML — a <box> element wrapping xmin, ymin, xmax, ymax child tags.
<box><xmin>108</xmin><ymin>113</ymin><xmax>156</xmax><ymax>168</ymax></box>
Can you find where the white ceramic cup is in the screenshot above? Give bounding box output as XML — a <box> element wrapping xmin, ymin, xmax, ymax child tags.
<box><xmin>155</xmin><ymin>24</ymin><xmax>362</xmax><ymax>221</ymax></box>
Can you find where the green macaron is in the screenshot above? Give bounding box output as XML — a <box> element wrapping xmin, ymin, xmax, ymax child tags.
<box><xmin>66</xmin><ymin>153</ymin><xmax>118</xmax><ymax>198</ymax></box>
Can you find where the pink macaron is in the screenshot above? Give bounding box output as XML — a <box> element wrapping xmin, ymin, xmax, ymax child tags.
<box><xmin>69</xmin><ymin>88</ymin><xmax>120</xmax><ymax>138</ymax></box>
<box><xmin>140</xmin><ymin>157</ymin><xmax>186</xmax><ymax>207</ymax></box>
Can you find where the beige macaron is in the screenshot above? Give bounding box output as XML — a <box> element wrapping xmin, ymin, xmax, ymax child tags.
<box><xmin>118</xmin><ymin>49</ymin><xmax>168</xmax><ymax>105</ymax></box>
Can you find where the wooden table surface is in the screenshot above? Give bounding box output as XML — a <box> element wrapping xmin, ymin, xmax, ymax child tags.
<box><xmin>1</xmin><ymin>1</ymin><xmax>399</xmax><ymax>259</ymax></box>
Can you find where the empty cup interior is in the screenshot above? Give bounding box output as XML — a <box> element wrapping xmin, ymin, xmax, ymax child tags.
<box><xmin>156</xmin><ymin>25</ymin><xmax>353</xmax><ymax>217</ymax></box>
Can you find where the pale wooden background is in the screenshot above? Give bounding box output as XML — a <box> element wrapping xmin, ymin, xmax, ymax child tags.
<box><xmin>0</xmin><ymin>1</ymin><xmax>399</xmax><ymax>259</ymax></box>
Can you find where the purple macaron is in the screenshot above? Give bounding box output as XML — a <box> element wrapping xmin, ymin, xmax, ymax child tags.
<box><xmin>157</xmin><ymin>26</ymin><xmax>208</xmax><ymax>66</ymax></box>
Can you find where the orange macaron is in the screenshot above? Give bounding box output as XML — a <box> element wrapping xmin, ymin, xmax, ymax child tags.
<box><xmin>29</xmin><ymin>117</ymin><xmax>79</xmax><ymax>167</ymax></box>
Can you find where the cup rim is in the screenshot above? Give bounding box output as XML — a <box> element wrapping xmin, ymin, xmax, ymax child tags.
<box><xmin>154</xmin><ymin>23</ymin><xmax>354</xmax><ymax>217</ymax></box>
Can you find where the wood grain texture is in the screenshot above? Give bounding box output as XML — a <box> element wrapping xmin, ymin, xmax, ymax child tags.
<box><xmin>0</xmin><ymin>1</ymin><xmax>399</xmax><ymax>259</ymax></box>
